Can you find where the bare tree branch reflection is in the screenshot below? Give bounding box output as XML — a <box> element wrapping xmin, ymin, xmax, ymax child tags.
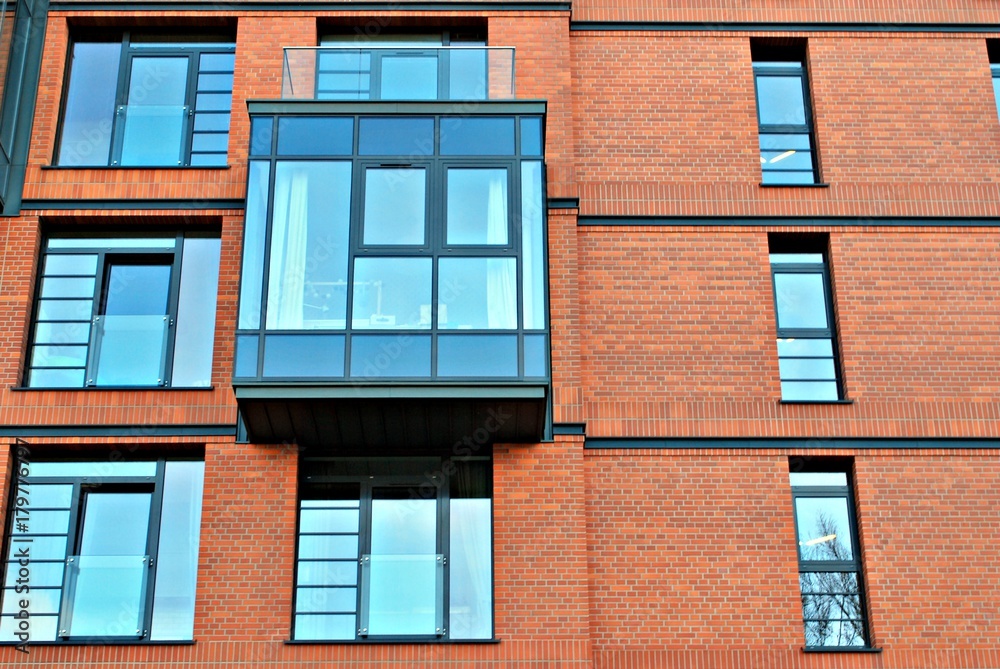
<box><xmin>800</xmin><ymin>511</ymin><xmax>866</xmax><ymax>647</ymax></box>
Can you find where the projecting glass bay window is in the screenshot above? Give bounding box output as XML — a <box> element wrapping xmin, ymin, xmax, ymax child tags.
<box><xmin>236</xmin><ymin>113</ymin><xmax>547</xmax><ymax>381</ymax></box>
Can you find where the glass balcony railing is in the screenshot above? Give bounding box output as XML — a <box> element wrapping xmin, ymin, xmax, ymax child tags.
<box><xmin>90</xmin><ymin>315</ymin><xmax>170</xmax><ymax>386</ymax></box>
<box><xmin>282</xmin><ymin>47</ymin><xmax>515</xmax><ymax>101</ymax></box>
<box><xmin>60</xmin><ymin>555</ymin><xmax>149</xmax><ymax>638</ymax></box>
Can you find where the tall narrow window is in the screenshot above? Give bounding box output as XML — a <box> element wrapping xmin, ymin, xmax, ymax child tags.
<box><xmin>789</xmin><ymin>462</ymin><xmax>870</xmax><ymax>648</ymax></box>
<box><xmin>769</xmin><ymin>235</ymin><xmax>843</xmax><ymax>401</ymax></box>
<box><xmin>752</xmin><ymin>41</ymin><xmax>818</xmax><ymax>185</ymax></box>
<box><xmin>293</xmin><ymin>457</ymin><xmax>493</xmax><ymax>641</ymax></box>
<box><xmin>989</xmin><ymin>41</ymin><xmax>1000</xmax><ymax>121</ymax></box>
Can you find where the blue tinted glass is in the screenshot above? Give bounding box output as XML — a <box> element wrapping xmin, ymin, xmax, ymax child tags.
<box><xmin>449</xmin><ymin>49</ymin><xmax>487</xmax><ymax>100</ymax></box>
<box><xmin>438</xmin><ymin>335</ymin><xmax>517</xmax><ymax>377</ymax></box>
<box><xmin>520</xmin><ymin>117</ymin><xmax>543</xmax><ymax>156</ymax></box>
<box><xmin>358</xmin><ymin>117</ymin><xmax>434</xmax><ymax>156</ymax></box>
<box><xmin>773</xmin><ymin>273</ymin><xmax>828</xmax><ymax>329</ymax></box>
<box><xmin>234</xmin><ymin>335</ymin><xmax>259</xmax><ymax>378</ymax></box>
<box><xmin>756</xmin><ymin>73</ymin><xmax>807</xmax><ymax>126</ymax></box>
<box><xmin>250</xmin><ymin>116</ymin><xmax>273</xmax><ymax>156</ymax></box>
<box><xmin>104</xmin><ymin>264</ymin><xmax>171</xmax><ymax>315</ymax></box>
<box><xmin>440</xmin><ymin>117</ymin><xmax>515</xmax><ymax>156</ymax></box>
<box><xmin>524</xmin><ymin>334</ymin><xmax>547</xmax><ymax>377</ymax></box>
<box><xmin>380</xmin><ymin>55</ymin><xmax>438</xmax><ymax>100</ymax></box>
<box><xmin>350</xmin><ymin>335</ymin><xmax>431</xmax><ymax>378</ymax></box>
<box><xmin>277</xmin><ymin>117</ymin><xmax>354</xmax><ymax>155</ymax></box>
<box><xmin>262</xmin><ymin>335</ymin><xmax>345</xmax><ymax>378</ymax></box>
<box><xmin>57</xmin><ymin>42</ymin><xmax>121</xmax><ymax>166</ymax></box>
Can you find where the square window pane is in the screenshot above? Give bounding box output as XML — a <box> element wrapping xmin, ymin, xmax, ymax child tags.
<box><xmin>92</xmin><ymin>315</ymin><xmax>169</xmax><ymax>386</ymax></box>
<box><xmin>363</xmin><ymin>168</ymin><xmax>427</xmax><ymax>245</ymax></box>
<box><xmin>351</xmin><ymin>258</ymin><xmax>431</xmax><ymax>329</ymax></box>
<box><xmin>446</xmin><ymin>169</ymin><xmax>508</xmax><ymax>245</ymax></box>
<box><xmin>439</xmin><ymin>258</ymin><xmax>517</xmax><ymax>330</ymax></box>
<box><xmin>756</xmin><ymin>74</ymin><xmax>807</xmax><ymax>125</ymax></box>
<box><xmin>773</xmin><ymin>273</ymin><xmax>828</xmax><ymax>329</ymax></box>
<box><xmin>62</xmin><ymin>555</ymin><xmax>148</xmax><ymax>638</ymax></box>
<box><xmin>380</xmin><ymin>55</ymin><xmax>438</xmax><ymax>100</ymax></box>
<box><xmin>794</xmin><ymin>496</ymin><xmax>855</xmax><ymax>561</ymax></box>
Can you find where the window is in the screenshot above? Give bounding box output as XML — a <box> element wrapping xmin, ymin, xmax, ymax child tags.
<box><xmin>56</xmin><ymin>33</ymin><xmax>235</xmax><ymax>167</ymax></box>
<box><xmin>989</xmin><ymin>41</ymin><xmax>1000</xmax><ymax>121</ymax></box>
<box><xmin>769</xmin><ymin>235</ymin><xmax>843</xmax><ymax>401</ymax></box>
<box><xmin>293</xmin><ymin>457</ymin><xmax>492</xmax><ymax>641</ymax></box>
<box><xmin>236</xmin><ymin>113</ymin><xmax>547</xmax><ymax>381</ymax></box>
<box><xmin>0</xmin><ymin>458</ymin><xmax>205</xmax><ymax>642</ymax></box>
<box><xmin>789</xmin><ymin>463</ymin><xmax>869</xmax><ymax>648</ymax></box>
<box><xmin>317</xmin><ymin>31</ymin><xmax>487</xmax><ymax>101</ymax></box>
<box><xmin>752</xmin><ymin>42</ymin><xmax>818</xmax><ymax>185</ymax></box>
<box><xmin>26</xmin><ymin>233</ymin><xmax>221</xmax><ymax>388</ymax></box>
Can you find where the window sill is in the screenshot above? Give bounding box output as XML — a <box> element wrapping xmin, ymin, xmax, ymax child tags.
<box><xmin>759</xmin><ymin>182</ymin><xmax>830</xmax><ymax>188</ymax></box>
<box><xmin>780</xmin><ymin>399</ymin><xmax>854</xmax><ymax>405</ymax></box>
<box><xmin>285</xmin><ymin>638</ymin><xmax>501</xmax><ymax>645</ymax></box>
<box><xmin>41</xmin><ymin>165</ymin><xmax>231</xmax><ymax>171</ymax></box>
<box><xmin>10</xmin><ymin>385</ymin><xmax>216</xmax><ymax>392</ymax></box>
<box><xmin>802</xmin><ymin>646</ymin><xmax>882</xmax><ymax>654</ymax></box>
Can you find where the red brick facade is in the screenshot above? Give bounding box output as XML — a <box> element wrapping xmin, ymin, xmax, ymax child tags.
<box><xmin>1</xmin><ymin>1</ymin><xmax>999</xmax><ymax>668</ymax></box>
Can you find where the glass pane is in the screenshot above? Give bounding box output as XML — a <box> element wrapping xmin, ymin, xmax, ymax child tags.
<box><xmin>128</xmin><ymin>57</ymin><xmax>188</xmax><ymax>105</ymax></box>
<box><xmin>294</xmin><ymin>613</ymin><xmax>355</xmax><ymax>640</ymax></box>
<box><xmin>438</xmin><ymin>335</ymin><xmax>518</xmax><ymax>377</ymax></box>
<box><xmin>32</xmin><ymin>345</ymin><xmax>88</xmax><ymax>368</ymax></box>
<box><xmin>777</xmin><ymin>338</ymin><xmax>832</xmax><ymax>357</ymax></box>
<box><xmin>371</xmin><ymin>493</ymin><xmax>436</xmax><ymax>554</ymax></box>
<box><xmin>438</xmin><ymin>258</ymin><xmax>517</xmax><ymax>330</ymax></box>
<box><xmin>362</xmin><ymin>554</ymin><xmax>442</xmax><ymax>636</ymax></box>
<box><xmin>195</xmin><ymin>93</ymin><xmax>231</xmax><ymax>111</ymax></box>
<box><xmin>449</xmin><ymin>498</ymin><xmax>492</xmax><ymax>639</ymax></box>
<box><xmin>772</xmin><ymin>273</ymin><xmax>828</xmax><ymax>329</ymax></box>
<box><xmin>277</xmin><ymin>117</ymin><xmax>354</xmax><ymax>156</ymax></box>
<box><xmin>521</xmin><ymin>162</ymin><xmax>546</xmax><ymax>329</ymax></box>
<box><xmin>299</xmin><ymin>508</ymin><xmax>359</xmax><ymax>534</ymax></box>
<box><xmin>190</xmin><ymin>133</ymin><xmax>228</xmax><ymax>153</ymax></box>
<box><xmin>298</xmin><ymin>535</ymin><xmax>359</xmax><ymax>560</ymax></box>
<box><xmin>358</xmin><ymin>117</ymin><xmax>434</xmax><ymax>156</ymax></box>
<box><xmin>39</xmin><ymin>277</ymin><xmax>95</xmax><ymax>299</ymax></box>
<box><xmin>262</xmin><ymin>334</ymin><xmax>345</xmax><ymax>378</ymax></box>
<box><xmin>249</xmin><ymin>117</ymin><xmax>273</xmax><ymax>156</ymax></box>
<box><xmin>238</xmin><ymin>161</ymin><xmax>271</xmax><ymax>329</ymax></box>
<box><xmin>34</xmin><ymin>322</ymin><xmax>89</xmax><ymax>345</ymax></box>
<box><xmin>380</xmin><ymin>55</ymin><xmax>437</xmax><ymax>100</ymax></box>
<box><xmin>295</xmin><ymin>587</ymin><xmax>356</xmax><ymax>613</ymax></box>
<box><xmin>57</xmin><ymin>42</ymin><xmax>121</xmax><ymax>166</ymax></box>
<box><xmin>194</xmin><ymin>112</ymin><xmax>230</xmax><ymax>132</ymax></box>
<box><xmin>234</xmin><ymin>334</ymin><xmax>259</xmax><ymax>378</ymax></box>
<box><xmin>770</xmin><ymin>253</ymin><xmax>823</xmax><ymax>264</ymax></box>
<box><xmin>363</xmin><ymin>168</ymin><xmax>426</xmax><ymax>245</ymax></box>
<box><xmin>36</xmin><ymin>299</ymin><xmax>93</xmax><ymax>321</ymax></box>
<box><xmin>104</xmin><ymin>263</ymin><xmax>171</xmax><ymax>316</ymax></box>
<box><xmin>28</xmin><ymin>461</ymin><xmax>157</xmax><ymax>479</ymax></box>
<box><xmin>446</xmin><ymin>169</ymin><xmax>508</xmax><ymax>245</ymax></box>
<box><xmin>762</xmin><ymin>170</ymin><xmax>817</xmax><ymax>185</ymax></box>
<box><xmin>266</xmin><ymin>162</ymin><xmax>352</xmax><ymax>330</ymax></box>
<box><xmin>756</xmin><ymin>73</ymin><xmax>807</xmax><ymax>125</ymax></box>
<box><xmin>440</xmin><ymin>117</ymin><xmax>516</xmax><ymax>156</ymax></box>
<box><xmin>28</xmin><ymin>368</ymin><xmax>85</xmax><ymax>388</ymax></box>
<box><xmin>297</xmin><ymin>561</ymin><xmax>358</xmax><ymax>587</ymax></box>
<box><xmin>5</xmin><ymin>562</ymin><xmax>64</xmax><ymax>588</ymax></box>
<box><xmin>520</xmin><ymin>117</ymin><xmax>543</xmax><ymax>156</ymax></box>
<box><xmin>801</xmin><ymin>572</ymin><xmax>866</xmax><ymax>647</ymax></box>
<box><xmin>759</xmin><ymin>133</ymin><xmax>813</xmax><ymax>151</ymax></box>
<box><xmin>781</xmin><ymin>381</ymin><xmax>839</xmax><ymax>401</ymax></box>
<box><xmin>80</xmin><ymin>492</ymin><xmax>151</xmax><ymax>555</ymax></box>
<box><xmin>150</xmin><ymin>461</ymin><xmax>204</xmax><ymax>641</ymax></box>
<box><xmin>200</xmin><ymin>53</ymin><xmax>235</xmax><ymax>71</ymax></box>
<box><xmin>351</xmin><ymin>258</ymin><xmax>431</xmax><ymax>330</ymax></box>
<box><xmin>794</xmin><ymin>496</ymin><xmax>855</xmax><ymax>561</ymax></box>
<box><xmin>44</xmin><ymin>254</ymin><xmax>98</xmax><ymax>276</ymax></box>
<box><xmin>994</xmin><ymin>72</ymin><xmax>1000</xmax><ymax>120</ymax></box>
<box><xmin>761</xmin><ymin>149</ymin><xmax>813</xmax><ymax>171</ymax></box>
<box><xmin>12</xmin><ymin>510</ymin><xmax>70</xmax><ymax>534</ymax></box>
<box><xmin>2</xmin><ymin>587</ymin><xmax>60</xmax><ymax>614</ymax></box>
<box><xmin>119</xmin><ymin>105</ymin><xmax>187</xmax><ymax>166</ymax></box>
<box><xmin>197</xmin><ymin>72</ymin><xmax>234</xmax><ymax>91</ymax></box>
<box><xmin>803</xmin><ymin>618</ymin><xmax>867</xmax><ymax>648</ymax></box>
<box><xmin>17</xmin><ymin>483</ymin><xmax>74</xmax><ymax>509</ymax></box>
<box><xmin>449</xmin><ymin>49</ymin><xmax>486</xmax><ymax>100</ymax></box>
<box><xmin>789</xmin><ymin>472</ymin><xmax>848</xmax><ymax>487</ymax></box>
<box><xmin>92</xmin><ymin>315</ymin><xmax>169</xmax><ymax>386</ymax></box>
<box><xmin>62</xmin><ymin>555</ymin><xmax>148</xmax><ymax>638</ymax></box>
<box><xmin>779</xmin><ymin>358</ymin><xmax>836</xmax><ymax>381</ymax></box>
<box><xmin>0</xmin><ymin>614</ymin><xmax>58</xmax><ymax>643</ymax></box>
<box><xmin>350</xmin><ymin>335</ymin><xmax>431</xmax><ymax>378</ymax></box>
<box><xmin>524</xmin><ymin>334</ymin><xmax>547</xmax><ymax>377</ymax></box>
<box><xmin>171</xmin><ymin>238</ymin><xmax>221</xmax><ymax>387</ymax></box>
<box><xmin>48</xmin><ymin>238</ymin><xmax>175</xmax><ymax>250</ymax></box>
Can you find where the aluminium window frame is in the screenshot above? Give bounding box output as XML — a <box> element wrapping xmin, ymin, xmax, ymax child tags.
<box><xmin>55</xmin><ymin>31</ymin><xmax>235</xmax><ymax>167</ymax></box>
<box><xmin>25</xmin><ymin>233</ymin><xmax>200</xmax><ymax>389</ymax></box>
<box><xmin>769</xmin><ymin>250</ymin><xmax>844</xmax><ymax>401</ymax></box>
<box><xmin>292</xmin><ymin>456</ymin><xmax>494</xmax><ymax>643</ymax></box>
<box><xmin>752</xmin><ymin>57</ymin><xmax>820</xmax><ymax>185</ymax></box>
<box><xmin>789</xmin><ymin>466</ymin><xmax>871</xmax><ymax>650</ymax></box>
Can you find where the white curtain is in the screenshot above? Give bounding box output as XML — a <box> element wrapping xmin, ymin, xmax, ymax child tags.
<box><xmin>486</xmin><ymin>176</ymin><xmax>516</xmax><ymax>328</ymax></box>
<box><xmin>520</xmin><ymin>162</ymin><xmax>544</xmax><ymax>329</ymax></box>
<box><xmin>266</xmin><ymin>167</ymin><xmax>310</xmax><ymax>330</ymax></box>
<box><xmin>449</xmin><ymin>499</ymin><xmax>492</xmax><ymax>639</ymax></box>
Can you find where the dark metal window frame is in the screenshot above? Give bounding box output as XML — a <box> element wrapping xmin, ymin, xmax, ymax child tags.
<box><xmin>789</xmin><ymin>463</ymin><xmax>871</xmax><ymax>649</ymax></box>
<box><xmin>237</xmin><ymin>112</ymin><xmax>549</xmax><ymax>382</ymax></box>
<box><xmin>752</xmin><ymin>53</ymin><xmax>819</xmax><ymax>185</ymax></box>
<box><xmin>293</xmin><ymin>456</ymin><xmax>494</xmax><ymax>643</ymax></box>
<box><xmin>55</xmin><ymin>32</ymin><xmax>235</xmax><ymax>167</ymax></box>
<box><xmin>25</xmin><ymin>233</ymin><xmax>194</xmax><ymax>389</ymax></box>
<box><xmin>769</xmin><ymin>246</ymin><xmax>844</xmax><ymax>401</ymax></box>
<box><xmin>0</xmin><ymin>459</ymin><xmax>178</xmax><ymax>643</ymax></box>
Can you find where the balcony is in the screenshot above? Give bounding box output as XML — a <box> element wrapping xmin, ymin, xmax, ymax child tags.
<box><xmin>281</xmin><ymin>47</ymin><xmax>515</xmax><ymax>101</ymax></box>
